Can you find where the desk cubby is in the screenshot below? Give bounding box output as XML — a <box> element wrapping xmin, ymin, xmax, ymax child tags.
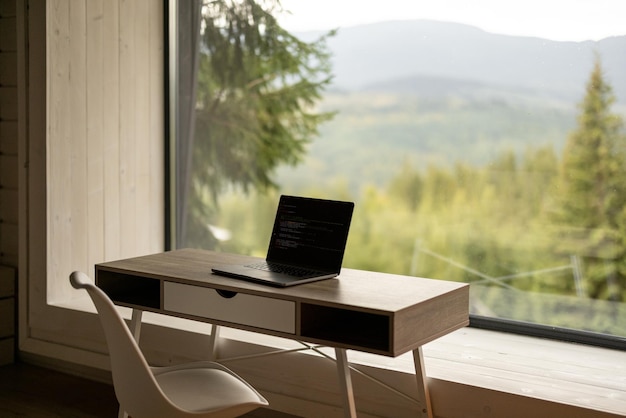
<box><xmin>300</xmin><ymin>303</ymin><xmax>391</xmax><ymax>352</ymax></box>
<box><xmin>97</xmin><ymin>270</ymin><xmax>161</xmax><ymax>310</ymax></box>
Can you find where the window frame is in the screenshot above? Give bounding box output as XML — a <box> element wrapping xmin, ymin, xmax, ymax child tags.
<box><xmin>166</xmin><ymin>0</ymin><xmax>626</xmax><ymax>352</ymax></box>
<box><xmin>470</xmin><ymin>315</ymin><xmax>626</xmax><ymax>351</ymax></box>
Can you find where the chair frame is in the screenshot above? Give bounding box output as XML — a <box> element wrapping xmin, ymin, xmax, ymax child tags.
<box><xmin>70</xmin><ymin>271</ymin><xmax>268</xmax><ymax>418</ymax></box>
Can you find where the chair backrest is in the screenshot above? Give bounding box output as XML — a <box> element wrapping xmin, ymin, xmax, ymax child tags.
<box><xmin>70</xmin><ymin>271</ymin><xmax>182</xmax><ymax>417</ymax></box>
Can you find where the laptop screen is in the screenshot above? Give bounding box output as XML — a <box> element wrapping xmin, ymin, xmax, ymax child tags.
<box><xmin>266</xmin><ymin>195</ymin><xmax>354</xmax><ymax>273</ymax></box>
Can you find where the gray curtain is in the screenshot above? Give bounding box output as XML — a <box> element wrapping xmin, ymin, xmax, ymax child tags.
<box><xmin>176</xmin><ymin>0</ymin><xmax>202</xmax><ymax>247</ymax></box>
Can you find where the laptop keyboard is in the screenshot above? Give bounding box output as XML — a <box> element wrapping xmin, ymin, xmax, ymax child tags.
<box><xmin>246</xmin><ymin>262</ymin><xmax>322</xmax><ymax>278</ymax></box>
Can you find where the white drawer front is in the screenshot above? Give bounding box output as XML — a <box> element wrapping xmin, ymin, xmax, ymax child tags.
<box><xmin>164</xmin><ymin>282</ymin><xmax>295</xmax><ymax>334</ymax></box>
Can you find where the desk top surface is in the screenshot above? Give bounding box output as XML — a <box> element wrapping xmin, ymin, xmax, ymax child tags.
<box><xmin>97</xmin><ymin>248</ymin><xmax>468</xmax><ymax>315</ymax></box>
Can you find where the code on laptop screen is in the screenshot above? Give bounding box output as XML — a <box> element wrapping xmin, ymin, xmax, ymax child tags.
<box><xmin>266</xmin><ymin>195</ymin><xmax>354</xmax><ymax>273</ymax></box>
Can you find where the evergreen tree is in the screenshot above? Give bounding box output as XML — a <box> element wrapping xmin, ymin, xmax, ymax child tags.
<box><xmin>185</xmin><ymin>1</ymin><xmax>335</xmax><ymax>247</ymax></box>
<box><xmin>553</xmin><ymin>57</ymin><xmax>626</xmax><ymax>300</ymax></box>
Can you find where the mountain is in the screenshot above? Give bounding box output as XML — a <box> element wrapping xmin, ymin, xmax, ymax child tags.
<box><xmin>276</xmin><ymin>21</ymin><xmax>626</xmax><ymax>194</ymax></box>
<box><xmin>299</xmin><ymin>20</ymin><xmax>626</xmax><ymax>104</ymax></box>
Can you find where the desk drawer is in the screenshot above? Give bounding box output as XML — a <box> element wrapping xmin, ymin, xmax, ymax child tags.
<box><xmin>164</xmin><ymin>282</ymin><xmax>296</xmax><ymax>334</ymax></box>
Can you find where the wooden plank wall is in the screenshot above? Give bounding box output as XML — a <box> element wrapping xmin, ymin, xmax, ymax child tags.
<box><xmin>0</xmin><ymin>0</ymin><xmax>18</xmax><ymax>365</ymax></box>
<box><xmin>46</xmin><ymin>0</ymin><xmax>164</xmax><ymax>303</ymax></box>
<box><xmin>0</xmin><ymin>0</ymin><xmax>18</xmax><ymax>269</ymax></box>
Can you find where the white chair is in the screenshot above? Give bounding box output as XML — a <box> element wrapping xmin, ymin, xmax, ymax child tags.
<box><xmin>70</xmin><ymin>271</ymin><xmax>268</xmax><ymax>418</ymax></box>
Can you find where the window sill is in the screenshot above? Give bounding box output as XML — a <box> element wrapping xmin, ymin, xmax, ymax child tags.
<box><xmin>50</xmin><ymin>298</ymin><xmax>626</xmax><ymax>417</ymax></box>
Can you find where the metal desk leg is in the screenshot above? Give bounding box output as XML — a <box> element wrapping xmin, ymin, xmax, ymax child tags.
<box><xmin>208</xmin><ymin>324</ymin><xmax>221</xmax><ymax>360</ymax></box>
<box><xmin>413</xmin><ymin>346</ymin><xmax>433</xmax><ymax>418</ymax></box>
<box><xmin>335</xmin><ymin>348</ymin><xmax>357</xmax><ymax>418</ymax></box>
<box><xmin>129</xmin><ymin>309</ymin><xmax>143</xmax><ymax>342</ymax></box>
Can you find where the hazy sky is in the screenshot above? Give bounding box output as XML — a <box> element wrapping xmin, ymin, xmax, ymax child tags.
<box><xmin>278</xmin><ymin>0</ymin><xmax>626</xmax><ymax>42</ymax></box>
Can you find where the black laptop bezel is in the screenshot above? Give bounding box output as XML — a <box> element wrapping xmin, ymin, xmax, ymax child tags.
<box><xmin>265</xmin><ymin>195</ymin><xmax>355</xmax><ymax>274</ymax></box>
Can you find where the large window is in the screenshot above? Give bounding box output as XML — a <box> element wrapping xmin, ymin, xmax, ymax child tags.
<box><xmin>171</xmin><ymin>1</ymin><xmax>626</xmax><ymax>347</ymax></box>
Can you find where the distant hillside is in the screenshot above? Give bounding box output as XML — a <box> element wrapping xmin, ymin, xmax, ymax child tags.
<box><xmin>277</xmin><ymin>89</ymin><xmax>576</xmax><ymax>193</ymax></box>
<box><xmin>299</xmin><ymin>20</ymin><xmax>626</xmax><ymax>103</ymax></box>
<box><xmin>277</xmin><ymin>20</ymin><xmax>626</xmax><ymax>194</ymax></box>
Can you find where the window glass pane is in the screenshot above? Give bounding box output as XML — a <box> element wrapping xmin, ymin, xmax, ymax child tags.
<box><xmin>174</xmin><ymin>1</ymin><xmax>626</xmax><ymax>340</ymax></box>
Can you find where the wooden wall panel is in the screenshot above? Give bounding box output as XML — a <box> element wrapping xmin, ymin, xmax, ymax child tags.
<box><xmin>86</xmin><ymin>0</ymin><xmax>104</xmax><ymax>274</ymax></box>
<box><xmin>0</xmin><ymin>87</ymin><xmax>18</xmax><ymax>120</ymax></box>
<box><xmin>118</xmin><ymin>0</ymin><xmax>137</xmax><ymax>257</ymax></box>
<box><xmin>134</xmin><ymin>0</ymin><xmax>152</xmax><ymax>254</ymax></box>
<box><xmin>0</xmin><ymin>154</ymin><xmax>16</xmax><ymax>188</ymax></box>
<box><xmin>0</xmin><ymin>0</ymin><xmax>16</xmax><ymax>364</ymax></box>
<box><xmin>46</xmin><ymin>0</ymin><xmax>164</xmax><ymax>303</ymax></box>
<box><xmin>0</xmin><ymin>121</ymin><xmax>17</xmax><ymax>154</ymax></box>
<box><xmin>102</xmin><ymin>0</ymin><xmax>121</xmax><ymax>262</ymax></box>
<box><xmin>0</xmin><ymin>0</ymin><xmax>15</xmax><ymax>17</ymax></box>
<box><xmin>0</xmin><ymin>1</ymin><xmax>19</xmax><ymax>270</ymax></box>
<box><xmin>47</xmin><ymin>0</ymin><xmax>72</xmax><ymax>301</ymax></box>
<box><xmin>0</xmin><ymin>13</ymin><xmax>16</xmax><ymax>52</ymax></box>
<box><xmin>68</xmin><ymin>0</ymin><xmax>88</xmax><ymax>295</ymax></box>
<box><xmin>0</xmin><ymin>52</ymin><xmax>17</xmax><ymax>85</ymax></box>
<box><xmin>149</xmin><ymin>1</ymin><xmax>164</xmax><ymax>249</ymax></box>
<box><xmin>0</xmin><ymin>190</ymin><xmax>17</xmax><ymax>224</ymax></box>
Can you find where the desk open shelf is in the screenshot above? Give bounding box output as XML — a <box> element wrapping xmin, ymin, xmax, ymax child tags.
<box><xmin>300</xmin><ymin>303</ymin><xmax>391</xmax><ymax>352</ymax></box>
<box><xmin>97</xmin><ymin>270</ymin><xmax>161</xmax><ymax>310</ymax></box>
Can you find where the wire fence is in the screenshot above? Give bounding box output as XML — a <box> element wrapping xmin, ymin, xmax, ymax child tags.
<box><xmin>410</xmin><ymin>239</ymin><xmax>585</xmax><ymax>297</ymax></box>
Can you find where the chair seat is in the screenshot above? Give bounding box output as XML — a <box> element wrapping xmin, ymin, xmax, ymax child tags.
<box><xmin>153</xmin><ymin>362</ymin><xmax>267</xmax><ymax>416</ymax></box>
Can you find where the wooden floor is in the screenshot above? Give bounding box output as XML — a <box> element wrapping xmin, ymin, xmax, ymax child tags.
<box><xmin>0</xmin><ymin>361</ymin><xmax>294</xmax><ymax>418</ymax></box>
<box><xmin>0</xmin><ymin>361</ymin><xmax>118</xmax><ymax>418</ymax></box>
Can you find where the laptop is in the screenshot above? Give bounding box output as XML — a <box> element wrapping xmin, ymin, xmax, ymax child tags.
<box><xmin>211</xmin><ymin>195</ymin><xmax>354</xmax><ymax>287</ymax></box>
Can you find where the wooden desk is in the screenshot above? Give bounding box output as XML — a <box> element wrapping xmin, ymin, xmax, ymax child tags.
<box><xmin>96</xmin><ymin>249</ymin><xmax>469</xmax><ymax>417</ymax></box>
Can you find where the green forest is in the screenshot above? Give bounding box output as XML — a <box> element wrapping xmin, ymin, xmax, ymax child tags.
<box><xmin>205</xmin><ymin>61</ymin><xmax>626</xmax><ymax>337</ymax></box>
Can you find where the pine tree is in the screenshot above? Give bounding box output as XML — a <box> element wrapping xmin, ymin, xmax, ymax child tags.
<box><xmin>185</xmin><ymin>1</ymin><xmax>335</xmax><ymax>247</ymax></box>
<box><xmin>554</xmin><ymin>56</ymin><xmax>626</xmax><ymax>300</ymax></box>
